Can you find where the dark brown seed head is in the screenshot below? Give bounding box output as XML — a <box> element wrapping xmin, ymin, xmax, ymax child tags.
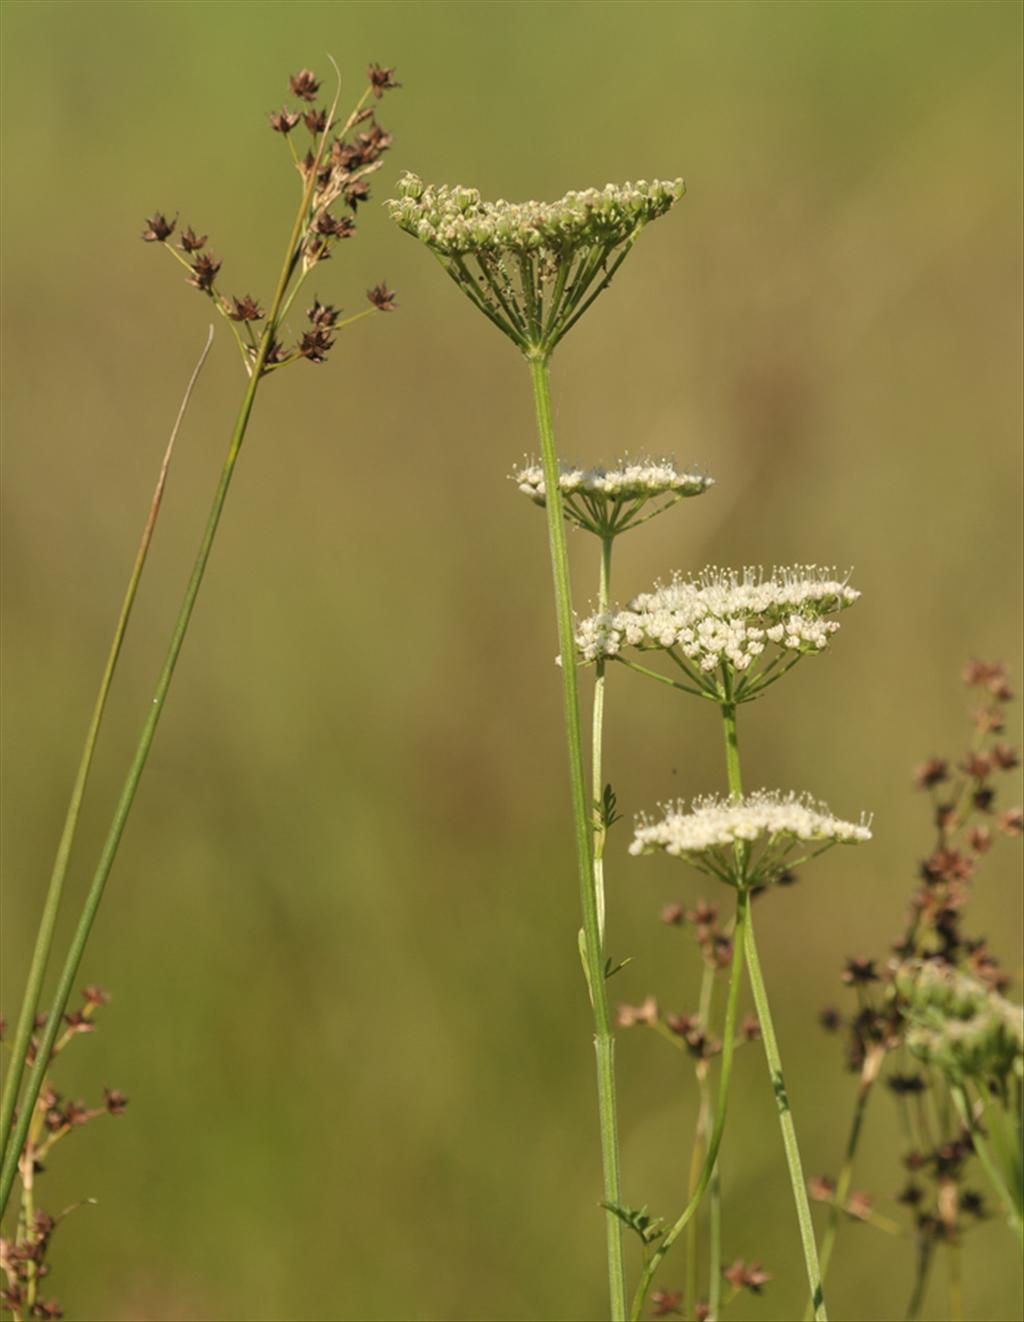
<box><xmin>179</xmin><ymin>226</ymin><xmax>207</xmax><ymax>254</ymax></box>
<box><xmin>228</xmin><ymin>295</ymin><xmax>265</xmax><ymax>322</ymax></box>
<box><xmin>307</xmin><ymin>299</ymin><xmax>340</xmax><ymax>328</ymax></box>
<box><xmin>141</xmin><ymin>212</ymin><xmax>175</xmax><ymax>243</ymax></box>
<box><xmin>297</xmin><ymin>328</ymin><xmax>334</xmax><ymax>364</ymax></box>
<box><xmin>186</xmin><ymin>253</ymin><xmax>221</xmax><ymax>292</ymax></box>
<box><xmin>913</xmin><ymin>756</ymin><xmax>949</xmax><ymax>790</ymax></box>
<box><xmin>103</xmin><ymin>1087</ymin><xmax>129</xmax><ymax>1116</ymax></box>
<box><xmin>304</xmin><ymin>108</ymin><xmax>329</xmax><ymax>135</ymax></box>
<box><xmin>270</xmin><ymin>108</ymin><xmax>301</xmax><ymax>134</ymax></box>
<box><xmin>366</xmin><ymin>282</ymin><xmax>397</xmax><ymax>312</ymax></box>
<box><xmin>367</xmin><ymin>62</ymin><xmax>400</xmax><ymax>98</ymax></box>
<box><xmin>842</xmin><ymin>956</ymin><xmax>880</xmax><ymax>986</ymax></box>
<box><xmin>289</xmin><ymin>69</ymin><xmax>321</xmax><ymax>102</ymax></box>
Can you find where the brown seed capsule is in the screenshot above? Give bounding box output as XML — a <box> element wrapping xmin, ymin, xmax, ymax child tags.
<box><xmin>289</xmin><ymin>69</ymin><xmax>321</xmax><ymax>102</ymax></box>
<box><xmin>367</xmin><ymin>62</ymin><xmax>400</xmax><ymax>98</ymax></box>
<box><xmin>366</xmin><ymin>282</ymin><xmax>397</xmax><ymax>312</ymax></box>
<box><xmin>270</xmin><ymin>108</ymin><xmax>301</xmax><ymax>134</ymax></box>
<box><xmin>141</xmin><ymin>212</ymin><xmax>175</xmax><ymax>243</ymax></box>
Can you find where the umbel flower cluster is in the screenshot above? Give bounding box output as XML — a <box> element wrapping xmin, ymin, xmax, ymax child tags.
<box><xmin>577</xmin><ymin>565</ymin><xmax>859</xmax><ymax>698</ymax></box>
<box><xmin>513</xmin><ymin>457</ymin><xmax>713</xmax><ymax>537</ymax></box>
<box><xmin>387</xmin><ymin>173</ymin><xmax>684</xmax><ymax>354</ymax></box>
<box><xmin>895</xmin><ymin>960</ymin><xmax>1024</xmax><ymax>1083</ymax></box>
<box><xmin>630</xmin><ymin>791</ymin><xmax>872</xmax><ymax>886</ymax></box>
<box><xmin>143</xmin><ymin>64</ymin><xmax>399</xmax><ymax>376</ymax></box>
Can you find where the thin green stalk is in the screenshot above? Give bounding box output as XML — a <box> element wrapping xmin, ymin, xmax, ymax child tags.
<box><xmin>0</xmin><ymin>151</ymin><xmax>326</xmax><ymax>1216</ymax></box>
<box><xmin>527</xmin><ymin>355</ymin><xmax>626</xmax><ymax>1320</ymax></box>
<box><xmin>708</xmin><ymin>1162</ymin><xmax>722</xmax><ymax>1321</ymax></box>
<box><xmin>951</xmin><ymin>1083</ymin><xmax>1024</xmax><ymax>1246</ymax></box>
<box><xmin>629</xmin><ymin>888</ymin><xmax>750</xmax><ymax>1322</ymax></box>
<box><xmin>0</xmin><ymin>328</ymin><xmax>214</xmax><ymax>1157</ymax></box>
<box><xmin>719</xmin><ymin>694</ymin><xmax>826</xmax><ymax>1319</ymax></box>
<box><xmin>684</xmin><ymin>1060</ymin><xmax>710</xmax><ymax>1318</ymax></box>
<box><xmin>743</xmin><ymin>909</ymin><xmax>827</xmax><ymax>1320</ymax></box>
<box><xmin>592</xmin><ymin>534</ymin><xmax>613</xmax><ymax>941</ymax></box>
<box><xmin>905</xmin><ymin>1233</ymin><xmax>933</xmax><ymax>1321</ymax></box>
<box><xmin>804</xmin><ymin>1047</ymin><xmax>883</xmax><ymax>1320</ymax></box>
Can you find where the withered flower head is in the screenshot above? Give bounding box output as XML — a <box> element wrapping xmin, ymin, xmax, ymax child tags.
<box><xmin>179</xmin><ymin>225</ymin><xmax>207</xmax><ymax>254</ymax></box>
<box><xmin>228</xmin><ymin>295</ymin><xmax>265</xmax><ymax>322</ymax></box>
<box><xmin>846</xmin><ymin>1189</ymin><xmax>873</xmax><ymax>1220</ymax></box>
<box><xmin>344</xmin><ymin>179</ymin><xmax>371</xmax><ymax>210</ymax></box>
<box><xmin>367</xmin><ymin>62</ymin><xmax>401</xmax><ymax>98</ymax></box>
<box><xmin>650</xmin><ymin>1289</ymin><xmax>683</xmax><ymax>1318</ymax></box>
<box><xmin>103</xmin><ymin>1087</ymin><xmax>128</xmax><ymax>1116</ymax></box>
<box><xmin>289</xmin><ymin>68</ymin><xmax>321</xmax><ymax>101</ymax></box>
<box><xmin>842</xmin><ymin>956</ymin><xmax>880</xmax><ymax>986</ymax></box>
<box><xmin>313</xmin><ymin>212</ymin><xmax>355</xmax><ymax>239</ymax></box>
<box><xmin>367</xmin><ymin>282</ymin><xmax>397</xmax><ymax>312</ymax></box>
<box><xmin>913</xmin><ymin>756</ymin><xmax>949</xmax><ymax>790</ymax></box>
<box><xmin>307</xmin><ymin>299</ymin><xmax>340</xmax><ymax>328</ymax></box>
<box><xmin>808</xmin><ymin>1174</ymin><xmax>836</xmax><ymax>1202</ymax></box>
<box><xmin>659</xmin><ymin>902</ymin><xmax>685</xmax><ymax>926</ymax></box>
<box><xmin>740</xmin><ymin>1014</ymin><xmax>761</xmax><ymax>1042</ymax></box>
<box><xmin>270</xmin><ymin>108</ymin><xmax>301</xmax><ymax>134</ymax></box>
<box><xmin>298</xmin><ymin>328</ymin><xmax>334</xmax><ymax>364</ymax></box>
<box><xmin>141</xmin><ymin>212</ymin><xmax>175</xmax><ymax>243</ymax></box>
<box><xmin>186</xmin><ymin>252</ymin><xmax>221</xmax><ymax>292</ymax></box>
<box><xmin>82</xmin><ymin>985</ymin><xmax>109</xmax><ymax>1007</ymax></box>
<box><xmin>723</xmin><ymin>1259</ymin><xmax>771</xmax><ymax>1293</ymax></box>
<box><xmin>819</xmin><ymin>1006</ymin><xmax>842</xmax><ymax>1032</ymax></box>
<box><xmin>304</xmin><ymin>107</ymin><xmax>330</xmax><ymax>135</ymax></box>
<box><xmin>992</xmin><ymin>743</ymin><xmax>1020</xmax><ymax>771</ymax></box>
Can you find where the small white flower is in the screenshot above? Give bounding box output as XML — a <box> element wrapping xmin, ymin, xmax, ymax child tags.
<box><xmin>629</xmin><ymin>789</ymin><xmax>872</xmax><ymax>885</ymax></box>
<box><xmin>511</xmin><ymin>456</ymin><xmax>713</xmax><ymax>535</ymax></box>
<box><xmin>575</xmin><ymin>565</ymin><xmax>859</xmax><ymax>696</ymax></box>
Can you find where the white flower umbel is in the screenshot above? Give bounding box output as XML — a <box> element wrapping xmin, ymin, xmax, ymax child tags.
<box><xmin>577</xmin><ymin>565</ymin><xmax>860</xmax><ymax>702</ymax></box>
<box><xmin>630</xmin><ymin>790</ymin><xmax>872</xmax><ymax>887</ymax></box>
<box><xmin>386</xmin><ymin>173</ymin><xmax>684</xmax><ymax>355</ymax></box>
<box><xmin>513</xmin><ymin>457</ymin><xmax>713</xmax><ymax>537</ymax></box>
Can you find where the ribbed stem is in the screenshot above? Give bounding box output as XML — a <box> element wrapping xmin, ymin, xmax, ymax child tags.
<box><xmin>0</xmin><ymin>330</ymin><xmax>213</xmax><ymax>1160</ymax></box>
<box><xmin>591</xmin><ymin>535</ymin><xmax>613</xmax><ymax>941</ymax></box>
<box><xmin>743</xmin><ymin>909</ymin><xmax>828</xmax><ymax>1320</ymax></box>
<box><xmin>629</xmin><ymin>888</ymin><xmax>750</xmax><ymax>1321</ymax></box>
<box><xmin>528</xmin><ymin>355</ymin><xmax>626</xmax><ymax>1320</ymax></box>
<box><xmin>720</xmin><ymin>694</ymin><xmax>826</xmax><ymax>1320</ymax></box>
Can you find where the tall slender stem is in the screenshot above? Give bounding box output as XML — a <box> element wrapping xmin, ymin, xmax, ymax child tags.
<box><xmin>0</xmin><ymin>161</ymin><xmax>323</xmax><ymax>1217</ymax></box>
<box><xmin>806</xmin><ymin>1049</ymin><xmax>882</xmax><ymax>1320</ymax></box>
<box><xmin>592</xmin><ymin>534</ymin><xmax>613</xmax><ymax>941</ymax></box>
<box><xmin>629</xmin><ymin>889</ymin><xmax>750</xmax><ymax>1322</ymax></box>
<box><xmin>0</xmin><ymin>328</ymin><xmax>213</xmax><ymax>1158</ymax></box>
<box><xmin>743</xmin><ymin>908</ymin><xmax>827</xmax><ymax>1320</ymax></box>
<box><xmin>527</xmin><ymin>355</ymin><xmax>626</xmax><ymax>1320</ymax></box>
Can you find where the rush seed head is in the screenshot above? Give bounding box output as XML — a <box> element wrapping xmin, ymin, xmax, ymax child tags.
<box><xmin>513</xmin><ymin>457</ymin><xmax>713</xmax><ymax>537</ymax></box>
<box><xmin>630</xmin><ymin>790</ymin><xmax>872</xmax><ymax>887</ymax></box>
<box><xmin>386</xmin><ymin>173</ymin><xmax>684</xmax><ymax>355</ymax></box>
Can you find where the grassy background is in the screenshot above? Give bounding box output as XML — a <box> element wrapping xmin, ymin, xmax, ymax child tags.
<box><xmin>2</xmin><ymin>2</ymin><xmax>1021</xmax><ymax>1319</ymax></box>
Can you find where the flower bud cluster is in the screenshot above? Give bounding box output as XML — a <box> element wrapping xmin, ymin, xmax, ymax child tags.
<box><xmin>387</xmin><ymin>173</ymin><xmax>684</xmax><ymax>259</ymax></box>
<box><xmin>896</xmin><ymin>960</ymin><xmax>1024</xmax><ymax>1082</ymax></box>
<box><xmin>576</xmin><ymin>565</ymin><xmax>859</xmax><ymax>680</ymax></box>
<box><xmin>513</xmin><ymin>457</ymin><xmax>713</xmax><ymax>536</ymax></box>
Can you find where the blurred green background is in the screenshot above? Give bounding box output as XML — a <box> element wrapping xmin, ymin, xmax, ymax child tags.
<box><xmin>2</xmin><ymin>2</ymin><xmax>1021</xmax><ymax>1319</ymax></box>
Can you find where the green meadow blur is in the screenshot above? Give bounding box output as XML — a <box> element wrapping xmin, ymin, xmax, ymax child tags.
<box><xmin>1</xmin><ymin>2</ymin><xmax>1021</xmax><ymax>1319</ymax></box>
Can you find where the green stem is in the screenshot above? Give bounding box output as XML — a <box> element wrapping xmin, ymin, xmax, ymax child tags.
<box><xmin>592</xmin><ymin>535</ymin><xmax>613</xmax><ymax>941</ymax></box>
<box><xmin>905</xmin><ymin>1232</ymin><xmax>933</xmax><ymax>1321</ymax></box>
<box><xmin>527</xmin><ymin>355</ymin><xmax>626</xmax><ymax>1320</ymax></box>
<box><xmin>708</xmin><ymin>1162</ymin><xmax>722</xmax><ymax>1321</ymax></box>
<box><xmin>951</xmin><ymin>1083</ymin><xmax>1024</xmax><ymax>1246</ymax></box>
<box><xmin>743</xmin><ymin>908</ymin><xmax>828</xmax><ymax>1320</ymax></box>
<box><xmin>805</xmin><ymin>1049</ymin><xmax>882</xmax><ymax>1320</ymax></box>
<box><xmin>0</xmin><ymin>328</ymin><xmax>214</xmax><ymax>1158</ymax></box>
<box><xmin>628</xmin><ymin>889</ymin><xmax>750</xmax><ymax>1322</ymax></box>
<box><xmin>0</xmin><ymin>153</ymin><xmax>326</xmax><ymax>1216</ymax></box>
<box><xmin>685</xmin><ymin>1059</ymin><xmax>710</xmax><ymax>1318</ymax></box>
<box><xmin>719</xmin><ymin>691</ymin><xmax>826</xmax><ymax>1319</ymax></box>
